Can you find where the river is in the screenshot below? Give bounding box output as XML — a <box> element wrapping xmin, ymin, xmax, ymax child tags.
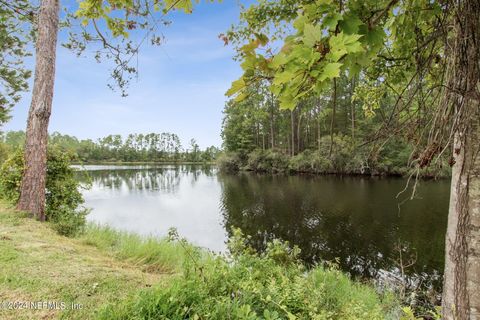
<box><xmin>75</xmin><ymin>164</ymin><xmax>449</xmax><ymax>293</ymax></box>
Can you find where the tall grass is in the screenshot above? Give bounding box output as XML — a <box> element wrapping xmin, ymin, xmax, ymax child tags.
<box><xmin>97</xmin><ymin>230</ymin><xmax>399</xmax><ymax>320</ymax></box>
<box><xmin>80</xmin><ymin>224</ymin><xmax>191</xmax><ymax>273</ymax></box>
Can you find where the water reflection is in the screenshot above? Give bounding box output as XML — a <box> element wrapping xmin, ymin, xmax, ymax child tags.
<box><xmin>218</xmin><ymin>173</ymin><xmax>448</xmax><ymax>292</ymax></box>
<box><xmin>77</xmin><ymin>165</ymin><xmax>449</xmax><ymax>293</ymax></box>
<box><xmin>77</xmin><ymin>165</ymin><xmax>226</xmax><ymax>252</ymax></box>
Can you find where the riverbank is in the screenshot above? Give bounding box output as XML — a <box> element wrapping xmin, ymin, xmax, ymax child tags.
<box><xmin>0</xmin><ymin>201</ymin><xmax>185</xmax><ymax>319</ymax></box>
<box><xmin>0</xmin><ymin>202</ymin><xmax>399</xmax><ymax>319</ymax></box>
<box><xmin>217</xmin><ymin>149</ymin><xmax>451</xmax><ymax>179</ymax></box>
<box><xmin>72</xmin><ymin>161</ymin><xmax>215</xmax><ymax>166</ymax></box>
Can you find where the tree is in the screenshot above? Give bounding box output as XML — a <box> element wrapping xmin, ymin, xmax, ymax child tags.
<box><xmin>3</xmin><ymin>130</ymin><xmax>26</xmax><ymax>147</ymax></box>
<box><xmin>440</xmin><ymin>1</ymin><xmax>479</xmax><ymax>318</ymax></box>
<box><xmin>188</xmin><ymin>138</ymin><xmax>200</xmax><ymax>162</ymax></box>
<box><xmin>13</xmin><ymin>0</ymin><xmax>213</xmax><ymax>220</ymax></box>
<box><xmin>226</xmin><ymin>0</ymin><xmax>479</xmax><ymax>317</ymax></box>
<box><xmin>17</xmin><ymin>0</ymin><xmax>60</xmax><ymax>220</ymax></box>
<box><xmin>0</xmin><ymin>0</ymin><xmax>33</xmax><ymax>125</ymax></box>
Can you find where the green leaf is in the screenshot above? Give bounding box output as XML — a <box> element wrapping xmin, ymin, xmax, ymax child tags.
<box><xmin>345</xmin><ymin>41</ymin><xmax>364</xmax><ymax>54</ymax></box>
<box><xmin>273</xmin><ymin>70</ymin><xmax>296</xmax><ymax>86</ymax></box>
<box><xmin>319</xmin><ymin>62</ymin><xmax>342</xmax><ymax>81</ymax></box>
<box><xmin>303</xmin><ymin>23</ymin><xmax>322</xmax><ymax>47</ymax></box>
<box><xmin>326</xmin><ymin>48</ymin><xmax>347</xmax><ymax>62</ymax></box>
<box><xmin>241</xmin><ymin>55</ymin><xmax>257</xmax><ymax>70</ymax></box>
<box><xmin>329</xmin><ymin>33</ymin><xmax>345</xmax><ymax>51</ymax></box>
<box><xmin>168</xmin><ymin>0</ymin><xmax>193</xmax><ymax>13</ymax></box>
<box><xmin>365</xmin><ymin>27</ymin><xmax>386</xmax><ymax>50</ymax></box>
<box><xmin>234</xmin><ymin>92</ymin><xmax>248</xmax><ymax>103</ymax></box>
<box><xmin>270</xmin><ymin>53</ymin><xmax>288</xmax><ymax>69</ymax></box>
<box><xmin>343</xmin><ymin>33</ymin><xmax>363</xmax><ymax>45</ymax></box>
<box><xmin>339</xmin><ymin>14</ymin><xmax>363</xmax><ymax>34</ymax></box>
<box><xmin>240</xmin><ymin>40</ymin><xmax>259</xmax><ymax>55</ymax></box>
<box><xmin>323</xmin><ymin>12</ymin><xmax>343</xmax><ymax>30</ymax></box>
<box><xmin>293</xmin><ymin>15</ymin><xmax>308</xmax><ymax>32</ymax></box>
<box><xmin>329</xmin><ymin>33</ymin><xmax>364</xmax><ymax>58</ymax></box>
<box><xmin>348</xmin><ymin>63</ymin><xmax>362</xmax><ymax>78</ymax></box>
<box><xmin>279</xmin><ymin>96</ymin><xmax>296</xmax><ymax>110</ymax></box>
<box><xmin>226</xmin><ymin>78</ymin><xmax>246</xmax><ymax>97</ymax></box>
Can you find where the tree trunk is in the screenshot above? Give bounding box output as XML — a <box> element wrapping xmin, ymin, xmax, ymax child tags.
<box><xmin>262</xmin><ymin>130</ymin><xmax>265</xmax><ymax>151</ymax></box>
<box><xmin>317</xmin><ymin>98</ymin><xmax>322</xmax><ymax>151</ymax></box>
<box><xmin>291</xmin><ymin>110</ymin><xmax>295</xmax><ymax>156</ymax></box>
<box><xmin>317</xmin><ymin>119</ymin><xmax>321</xmax><ymax>150</ymax></box>
<box><xmin>442</xmin><ymin>0</ymin><xmax>480</xmax><ymax>318</ymax></box>
<box><xmin>443</xmin><ymin>110</ymin><xmax>480</xmax><ymax>320</ymax></box>
<box><xmin>351</xmin><ymin>77</ymin><xmax>356</xmax><ymax>146</ymax></box>
<box><xmin>270</xmin><ymin>93</ymin><xmax>275</xmax><ymax>149</ymax></box>
<box><xmin>16</xmin><ymin>0</ymin><xmax>60</xmax><ymax>221</ymax></box>
<box><xmin>329</xmin><ymin>78</ymin><xmax>337</xmax><ymax>157</ymax></box>
<box><xmin>297</xmin><ymin>113</ymin><xmax>302</xmax><ymax>153</ymax></box>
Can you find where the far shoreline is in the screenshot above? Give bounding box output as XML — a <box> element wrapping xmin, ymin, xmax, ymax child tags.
<box><xmin>72</xmin><ymin>161</ymin><xmax>216</xmax><ymax>165</ymax></box>
<box><xmin>73</xmin><ymin>161</ymin><xmax>451</xmax><ymax>180</ymax></box>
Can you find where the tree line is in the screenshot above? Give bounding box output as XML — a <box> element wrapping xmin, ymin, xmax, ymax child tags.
<box><xmin>221</xmin><ymin>76</ymin><xmax>450</xmax><ymax>177</ymax></box>
<box><xmin>0</xmin><ymin>131</ymin><xmax>219</xmax><ymax>163</ymax></box>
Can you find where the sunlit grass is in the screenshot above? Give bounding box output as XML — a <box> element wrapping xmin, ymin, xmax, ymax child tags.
<box><xmin>0</xmin><ymin>201</ymin><xmax>399</xmax><ymax>319</ymax></box>
<box><xmin>79</xmin><ymin>224</ymin><xmax>191</xmax><ymax>274</ymax></box>
<box><xmin>0</xmin><ymin>202</ymin><xmax>168</xmax><ymax>320</ymax></box>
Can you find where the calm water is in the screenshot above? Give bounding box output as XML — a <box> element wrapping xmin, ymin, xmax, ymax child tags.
<box><xmin>75</xmin><ymin>165</ymin><xmax>449</xmax><ymax>291</ymax></box>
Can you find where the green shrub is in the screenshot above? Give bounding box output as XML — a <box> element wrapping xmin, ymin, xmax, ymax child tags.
<box><xmin>217</xmin><ymin>152</ymin><xmax>244</xmax><ymax>173</ymax></box>
<box><xmin>345</xmin><ymin>148</ymin><xmax>371</xmax><ymax>175</ymax></box>
<box><xmin>247</xmin><ymin>150</ymin><xmax>289</xmax><ymax>173</ymax></box>
<box><xmin>0</xmin><ymin>147</ymin><xmax>89</xmax><ymax>236</ymax></box>
<box><xmin>289</xmin><ymin>150</ymin><xmax>315</xmax><ymax>173</ymax></box>
<box><xmin>319</xmin><ymin>135</ymin><xmax>355</xmax><ymax>173</ymax></box>
<box><xmin>311</xmin><ymin>154</ymin><xmax>334</xmax><ymax>173</ymax></box>
<box><xmin>218</xmin><ymin>136</ymin><xmax>450</xmax><ymax>178</ymax></box>
<box><xmin>246</xmin><ymin>149</ymin><xmax>264</xmax><ymax>171</ymax></box>
<box><xmin>264</xmin><ymin>150</ymin><xmax>290</xmax><ymax>172</ymax></box>
<box><xmin>416</xmin><ymin>157</ymin><xmax>451</xmax><ymax>178</ymax></box>
<box><xmin>0</xmin><ymin>142</ymin><xmax>9</xmax><ymax>165</ymax></box>
<box><xmin>0</xmin><ymin>149</ymin><xmax>22</xmax><ymax>203</ymax></box>
<box><xmin>366</xmin><ymin>139</ymin><xmax>410</xmax><ymax>176</ymax></box>
<box><xmin>99</xmin><ymin>229</ymin><xmax>394</xmax><ymax>320</ymax></box>
<box><xmin>289</xmin><ymin>150</ymin><xmax>334</xmax><ymax>174</ymax></box>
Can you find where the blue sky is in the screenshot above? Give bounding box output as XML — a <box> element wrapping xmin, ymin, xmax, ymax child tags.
<box><xmin>5</xmin><ymin>1</ymin><xmax>254</xmax><ymax>149</ymax></box>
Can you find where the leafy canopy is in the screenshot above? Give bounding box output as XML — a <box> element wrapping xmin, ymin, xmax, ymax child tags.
<box><xmin>226</xmin><ymin>0</ymin><xmax>443</xmax><ymax>111</ymax></box>
<box><xmin>0</xmin><ymin>0</ymin><xmax>34</xmax><ymax>124</ymax></box>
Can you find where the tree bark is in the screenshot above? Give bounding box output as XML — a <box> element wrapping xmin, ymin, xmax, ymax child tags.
<box><xmin>317</xmin><ymin>119</ymin><xmax>321</xmax><ymax>150</ymax></box>
<box><xmin>329</xmin><ymin>78</ymin><xmax>337</xmax><ymax>157</ymax></box>
<box><xmin>442</xmin><ymin>0</ymin><xmax>480</xmax><ymax>318</ymax></box>
<box><xmin>16</xmin><ymin>0</ymin><xmax>60</xmax><ymax>221</ymax></box>
<box><xmin>317</xmin><ymin>98</ymin><xmax>322</xmax><ymax>151</ymax></box>
<box><xmin>291</xmin><ymin>110</ymin><xmax>295</xmax><ymax>156</ymax></box>
<box><xmin>351</xmin><ymin>77</ymin><xmax>356</xmax><ymax>146</ymax></box>
<box><xmin>269</xmin><ymin>92</ymin><xmax>275</xmax><ymax>149</ymax></box>
<box><xmin>297</xmin><ymin>113</ymin><xmax>303</xmax><ymax>153</ymax></box>
<box><xmin>443</xmin><ymin>109</ymin><xmax>480</xmax><ymax>320</ymax></box>
<box><xmin>262</xmin><ymin>130</ymin><xmax>265</xmax><ymax>151</ymax></box>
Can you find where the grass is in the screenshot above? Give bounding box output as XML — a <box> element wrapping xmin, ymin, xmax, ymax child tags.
<box><xmin>97</xmin><ymin>231</ymin><xmax>398</xmax><ymax>320</ymax></box>
<box><xmin>0</xmin><ymin>201</ymin><xmax>399</xmax><ymax>320</ymax></box>
<box><xmin>0</xmin><ymin>201</ymin><xmax>183</xmax><ymax>320</ymax></box>
<box><xmin>78</xmin><ymin>225</ymin><xmax>190</xmax><ymax>274</ymax></box>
